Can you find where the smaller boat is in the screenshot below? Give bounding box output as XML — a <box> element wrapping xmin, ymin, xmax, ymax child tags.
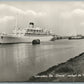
<box><xmin>68</xmin><ymin>35</ymin><xmax>83</xmax><ymax>40</ymax></box>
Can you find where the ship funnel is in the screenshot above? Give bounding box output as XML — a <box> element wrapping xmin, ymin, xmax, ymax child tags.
<box><xmin>29</xmin><ymin>22</ymin><xmax>34</xmax><ymax>28</ymax></box>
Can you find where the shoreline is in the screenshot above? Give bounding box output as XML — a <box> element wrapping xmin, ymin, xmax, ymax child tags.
<box><xmin>28</xmin><ymin>52</ymin><xmax>84</xmax><ymax>82</ymax></box>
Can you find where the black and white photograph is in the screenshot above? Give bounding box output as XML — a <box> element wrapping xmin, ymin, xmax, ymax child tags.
<box><xmin>0</xmin><ymin>0</ymin><xmax>84</xmax><ymax>82</ymax></box>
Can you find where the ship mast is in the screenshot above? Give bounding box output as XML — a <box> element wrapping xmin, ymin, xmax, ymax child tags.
<box><xmin>13</xmin><ymin>13</ymin><xmax>18</xmax><ymax>35</ymax></box>
<box><xmin>15</xmin><ymin>13</ymin><xmax>18</xmax><ymax>30</ymax></box>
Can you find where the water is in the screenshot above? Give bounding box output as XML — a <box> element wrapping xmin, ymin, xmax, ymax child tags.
<box><xmin>0</xmin><ymin>39</ymin><xmax>84</xmax><ymax>81</ymax></box>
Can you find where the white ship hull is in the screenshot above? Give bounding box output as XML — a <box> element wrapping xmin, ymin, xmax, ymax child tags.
<box><xmin>0</xmin><ymin>35</ymin><xmax>53</xmax><ymax>44</ymax></box>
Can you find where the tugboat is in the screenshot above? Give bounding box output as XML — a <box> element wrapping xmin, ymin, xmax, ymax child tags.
<box><xmin>0</xmin><ymin>22</ymin><xmax>53</xmax><ymax>44</ymax></box>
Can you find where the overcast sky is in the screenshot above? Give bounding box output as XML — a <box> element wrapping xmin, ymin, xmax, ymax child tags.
<box><xmin>0</xmin><ymin>1</ymin><xmax>84</xmax><ymax>36</ymax></box>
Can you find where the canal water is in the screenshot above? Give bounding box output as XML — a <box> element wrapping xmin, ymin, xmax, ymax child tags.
<box><xmin>0</xmin><ymin>39</ymin><xmax>84</xmax><ymax>81</ymax></box>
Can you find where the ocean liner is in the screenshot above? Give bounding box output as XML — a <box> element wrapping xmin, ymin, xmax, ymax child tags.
<box><xmin>0</xmin><ymin>22</ymin><xmax>53</xmax><ymax>44</ymax></box>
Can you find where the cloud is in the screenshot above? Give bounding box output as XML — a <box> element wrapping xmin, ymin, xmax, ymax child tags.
<box><xmin>60</xmin><ymin>12</ymin><xmax>72</xmax><ymax>19</ymax></box>
<box><xmin>72</xmin><ymin>9</ymin><xmax>84</xmax><ymax>16</ymax></box>
<box><xmin>0</xmin><ymin>4</ymin><xmax>47</xmax><ymax>31</ymax></box>
<box><xmin>80</xmin><ymin>22</ymin><xmax>84</xmax><ymax>26</ymax></box>
<box><xmin>37</xmin><ymin>12</ymin><xmax>47</xmax><ymax>16</ymax></box>
<box><xmin>0</xmin><ymin>16</ymin><xmax>14</xmax><ymax>23</ymax></box>
<box><xmin>24</xmin><ymin>10</ymin><xmax>47</xmax><ymax>17</ymax></box>
<box><xmin>25</xmin><ymin>10</ymin><xmax>37</xmax><ymax>16</ymax></box>
<box><xmin>61</xmin><ymin>8</ymin><xmax>84</xmax><ymax>19</ymax></box>
<box><xmin>0</xmin><ymin>4</ymin><xmax>25</xmax><ymax>14</ymax></box>
<box><xmin>0</xmin><ymin>4</ymin><xmax>47</xmax><ymax>17</ymax></box>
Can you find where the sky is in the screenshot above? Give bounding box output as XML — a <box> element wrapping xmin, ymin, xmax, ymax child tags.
<box><xmin>0</xmin><ymin>1</ymin><xmax>84</xmax><ymax>36</ymax></box>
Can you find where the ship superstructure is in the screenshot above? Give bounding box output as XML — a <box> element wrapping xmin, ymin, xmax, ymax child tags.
<box><xmin>0</xmin><ymin>22</ymin><xmax>53</xmax><ymax>43</ymax></box>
